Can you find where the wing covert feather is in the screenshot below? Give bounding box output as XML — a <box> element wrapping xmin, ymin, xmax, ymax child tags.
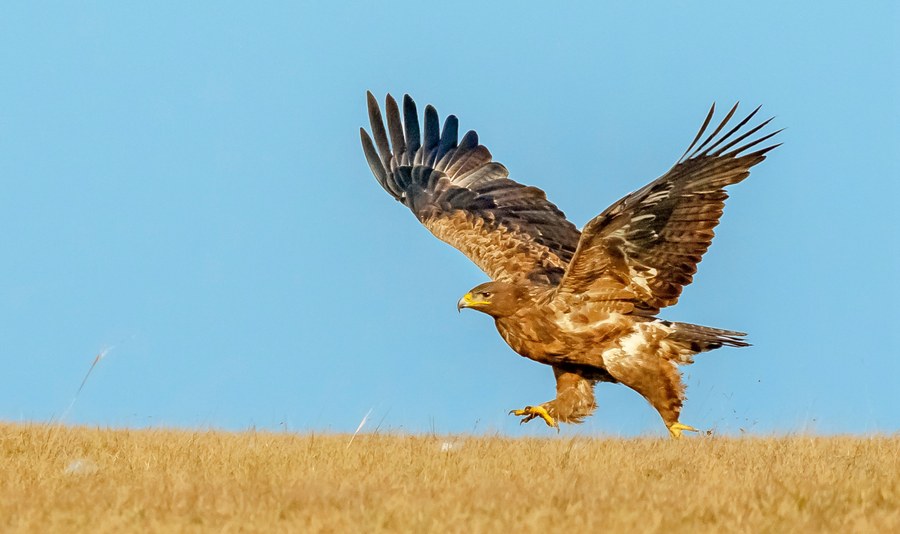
<box><xmin>554</xmin><ymin>103</ymin><xmax>781</xmax><ymax>314</ymax></box>
<box><xmin>361</xmin><ymin>92</ymin><xmax>580</xmax><ymax>284</ymax></box>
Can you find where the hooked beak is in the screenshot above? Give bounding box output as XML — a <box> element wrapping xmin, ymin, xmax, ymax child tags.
<box><xmin>457</xmin><ymin>293</ymin><xmax>472</xmax><ymax>313</ymax></box>
<box><xmin>457</xmin><ymin>292</ymin><xmax>490</xmax><ymax>313</ymax></box>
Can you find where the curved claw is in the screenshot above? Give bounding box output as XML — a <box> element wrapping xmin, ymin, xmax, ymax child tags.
<box><xmin>509</xmin><ymin>405</ymin><xmax>559</xmax><ymax>432</ymax></box>
<box><xmin>667</xmin><ymin>422</ymin><xmax>699</xmax><ymax>439</ymax></box>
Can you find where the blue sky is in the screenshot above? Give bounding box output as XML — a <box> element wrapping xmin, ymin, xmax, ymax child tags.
<box><xmin>1</xmin><ymin>2</ymin><xmax>897</xmax><ymax>437</ymax></box>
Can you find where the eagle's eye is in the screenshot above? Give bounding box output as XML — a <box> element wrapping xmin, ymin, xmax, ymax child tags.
<box><xmin>482</xmin><ymin>291</ymin><xmax>492</xmax><ymax>298</ymax></box>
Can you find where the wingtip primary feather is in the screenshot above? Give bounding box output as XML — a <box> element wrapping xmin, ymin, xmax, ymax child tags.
<box><xmin>459</xmin><ymin>129</ymin><xmax>479</xmax><ymax>150</ymax></box>
<box><xmin>726</xmin><ymin>129</ymin><xmax>783</xmax><ymax>158</ymax></box>
<box><xmin>385</xmin><ymin>93</ymin><xmax>405</xmax><ymax>161</ymax></box>
<box><xmin>366</xmin><ymin>92</ymin><xmax>391</xmax><ymax>167</ymax></box>
<box><xmin>360</xmin><ymin>128</ymin><xmax>389</xmax><ymax>188</ymax></box>
<box><xmin>689</xmin><ymin>102</ymin><xmax>739</xmax><ymax>159</ymax></box>
<box><xmin>676</xmin><ymin>102</ymin><xmax>781</xmax><ymax>162</ymax></box>
<box><xmin>716</xmin><ymin>119</ymin><xmax>779</xmax><ymax>157</ymax></box>
<box><xmin>422</xmin><ymin>104</ymin><xmax>440</xmax><ymax>166</ymax></box>
<box><xmin>402</xmin><ymin>94</ymin><xmax>421</xmax><ymax>158</ymax></box>
<box><xmin>679</xmin><ymin>103</ymin><xmax>716</xmax><ymax>162</ymax></box>
<box><xmin>704</xmin><ymin>105</ymin><xmax>764</xmax><ymax>156</ymax></box>
<box><xmin>436</xmin><ymin>114</ymin><xmax>459</xmax><ymax>163</ymax></box>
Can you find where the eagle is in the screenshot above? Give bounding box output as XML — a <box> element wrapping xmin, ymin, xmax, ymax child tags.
<box><xmin>360</xmin><ymin>92</ymin><xmax>779</xmax><ymax>438</ymax></box>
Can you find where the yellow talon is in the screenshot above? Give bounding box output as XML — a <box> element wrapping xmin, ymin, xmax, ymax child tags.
<box><xmin>509</xmin><ymin>405</ymin><xmax>559</xmax><ymax>430</ymax></box>
<box><xmin>668</xmin><ymin>422</ymin><xmax>699</xmax><ymax>439</ymax></box>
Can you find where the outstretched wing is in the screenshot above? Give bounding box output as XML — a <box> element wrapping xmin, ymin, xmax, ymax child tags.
<box><xmin>361</xmin><ymin>92</ymin><xmax>580</xmax><ymax>284</ymax></box>
<box><xmin>553</xmin><ymin>103</ymin><xmax>781</xmax><ymax>315</ymax></box>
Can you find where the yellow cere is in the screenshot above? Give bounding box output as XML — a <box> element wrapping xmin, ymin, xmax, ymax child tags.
<box><xmin>464</xmin><ymin>293</ymin><xmax>491</xmax><ymax>306</ymax></box>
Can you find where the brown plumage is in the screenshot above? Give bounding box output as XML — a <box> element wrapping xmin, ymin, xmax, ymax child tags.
<box><xmin>360</xmin><ymin>92</ymin><xmax>780</xmax><ymax>437</ymax></box>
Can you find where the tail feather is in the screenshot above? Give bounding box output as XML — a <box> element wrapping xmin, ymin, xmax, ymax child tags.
<box><xmin>666</xmin><ymin>321</ymin><xmax>749</xmax><ymax>352</ymax></box>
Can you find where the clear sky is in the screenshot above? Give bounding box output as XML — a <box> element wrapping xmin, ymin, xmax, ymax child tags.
<box><xmin>1</xmin><ymin>3</ymin><xmax>897</xmax><ymax>437</ymax></box>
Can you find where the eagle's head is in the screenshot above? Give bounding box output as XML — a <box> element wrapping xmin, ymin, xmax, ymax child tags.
<box><xmin>457</xmin><ymin>280</ymin><xmax>521</xmax><ymax>318</ymax></box>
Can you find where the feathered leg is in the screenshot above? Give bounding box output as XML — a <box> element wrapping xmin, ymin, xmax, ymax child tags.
<box><xmin>604</xmin><ymin>356</ymin><xmax>697</xmax><ymax>438</ymax></box>
<box><xmin>510</xmin><ymin>366</ymin><xmax>600</xmax><ymax>429</ymax></box>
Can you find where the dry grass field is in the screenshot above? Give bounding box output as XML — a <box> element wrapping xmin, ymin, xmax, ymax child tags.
<box><xmin>1</xmin><ymin>423</ymin><xmax>897</xmax><ymax>533</ymax></box>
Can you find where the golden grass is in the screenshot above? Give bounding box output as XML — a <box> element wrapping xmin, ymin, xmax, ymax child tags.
<box><xmin>1</xmin><ymin>423</ymin><xmax>898</xmax><ymax>533</ymax></box>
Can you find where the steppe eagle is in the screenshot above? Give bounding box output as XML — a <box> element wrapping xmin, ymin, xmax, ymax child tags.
<box><xmin>360</xmin><ymin>92</ymin><xmax>779</xmax><ymax>438</ymax></box>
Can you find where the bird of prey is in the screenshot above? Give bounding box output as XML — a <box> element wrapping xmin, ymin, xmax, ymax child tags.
<box><xmin>360</xmin><ymin>92</ymin><xmax>779</xmax><ymax>438</ymax></box>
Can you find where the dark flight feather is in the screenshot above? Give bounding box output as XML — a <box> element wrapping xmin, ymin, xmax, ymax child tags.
<box><xmin>361</xmin><ymin>92</ymin><xmax>581</xmax><ymax>284</ymax></box>
<box><xmin>554</xmin><ymin>103</ymin><xmax>780</xmax><ymax>314</ymax></box>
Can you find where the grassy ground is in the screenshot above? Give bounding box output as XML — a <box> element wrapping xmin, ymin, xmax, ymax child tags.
<box><xmin>1</xmin><ymin>423</ymin><xmax>897</xmax><ymax>533</ymax></box>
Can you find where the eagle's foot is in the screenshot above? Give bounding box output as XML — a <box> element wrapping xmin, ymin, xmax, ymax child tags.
<box><xmin>667</xmin><ymin>422</ymin><xmax>698</xmax><ymax>439</ymax></box>
<box><xmin>509</xmin><ymin>405</ymin><xmax>559</xmax><ymax>431</ymax></box>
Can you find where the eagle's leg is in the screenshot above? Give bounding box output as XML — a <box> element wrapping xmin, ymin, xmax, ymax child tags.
<box><xmin>606</xmin><ymin>357</ymin><xmax>698</xmax><ymax>439</ymax></box>
<box><xmin>509</xmin><ymin>367</ymin><xmax>598</xmax><ymax>430</ymax></box>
